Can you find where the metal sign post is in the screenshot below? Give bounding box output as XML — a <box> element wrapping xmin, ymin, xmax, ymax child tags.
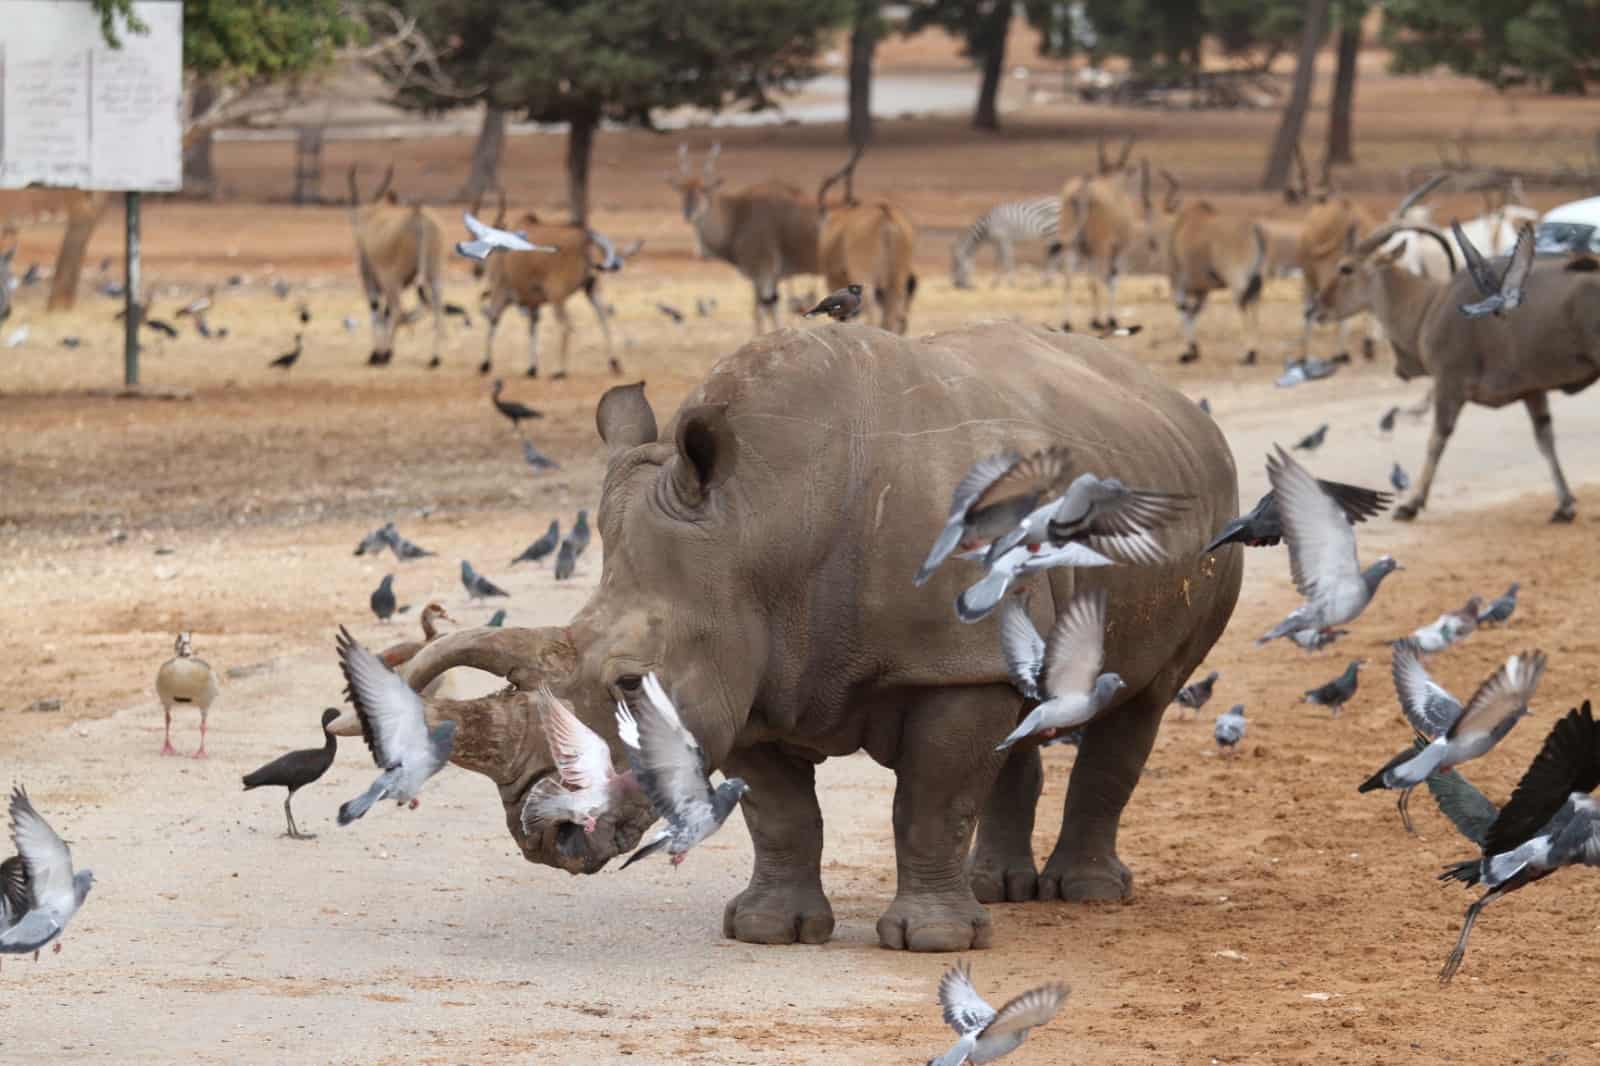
<box><xmin>124</xmin><ymin>191</ymin><xmax>141</xmax><ymax>388</ymax></box>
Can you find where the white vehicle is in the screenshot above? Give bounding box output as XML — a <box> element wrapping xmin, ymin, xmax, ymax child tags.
<box><xmin>1535</xmin><ymin>194</ymin><xmax>1600</xmax><ymax>255</ymax></box>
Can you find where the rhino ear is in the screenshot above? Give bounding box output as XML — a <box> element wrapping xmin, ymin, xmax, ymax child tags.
<box><xmin>671</xmin><ymin>403</ymin><xmax>737</xmax><ymax>507</ymax></box>
<box><xmin>596</xmin><ymin>381</ymin><xmax>658</xmax><ymax>454</ymax></box>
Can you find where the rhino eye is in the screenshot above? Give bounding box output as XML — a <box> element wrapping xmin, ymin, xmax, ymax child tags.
<box><xmin>616</xmin><ymin>674</ymin><xmax>643</xmax><ymax>693</ymax></box>
<box><xmin>1339</xmin><ymin>263</ymin><xmax>1354</xmax><ymax>276</ymax></box>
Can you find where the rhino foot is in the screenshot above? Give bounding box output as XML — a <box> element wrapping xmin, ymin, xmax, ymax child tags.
<box><xmin>1038</xmin><ymin>853</ymin><xmax>1133</xmax><ymax>902</ymax></box>
<box><xmin>723</xmin><ymin>883</ymin><xmax>834</xmax><ymax>945</ymax></box>
<box><xmin>969</xmin><ymin>855</ymin><xmax>1039</xmax><ymax>903</ymax></box>
<box><xmin>876</xmin><ymin>892</ymin><xmax>992</xmax><ymax>952</ymax></box>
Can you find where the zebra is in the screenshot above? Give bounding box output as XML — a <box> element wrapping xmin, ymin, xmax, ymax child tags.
<box><xmin>950</xmin><ymin>196</ymin><xmax>1064</xmax><ymax>290</ymax></box>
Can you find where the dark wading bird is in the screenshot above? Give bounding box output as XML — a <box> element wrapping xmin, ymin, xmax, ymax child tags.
<box><xmin>241</xmin><ymin>709</ymin><xmax>341</xmax><ymax>840</ymax></box>
<box><xmin>1204</xmin><ymin>479</ymin><xmax>1390</xmax><ymax>552</ymax></box>
<box><xmin>804</xmin><ymin>283</ymin><xmax>863</xmax><ymax>322</ymax></box>
<box><xmin>491</xmin><ymin>379</ymin><xmax>543</xmax><ymax>433</ymax></box>
<box><xmin>268</xmin><ymin>334</ymin><xmax>303</xmax><ymax>370</ymax></box>
<box><xmin>1360</xmin><ymin>643</ymin><xmax>1545</xmax><ymax>833</ymax></box>
<box><xmin>1432</xmin><ymin>700</ymin><xmax>1600</xmax><ymax>984</ymax></box>
<box><xmin>926</xmin><ymin>961</ymin><xmax>1069</xmax><ymax>1066</ymax></box>
<box><xmin>1454</xmin><ymin>219</ymin><xmax>1535</xmax><ymax>318</ymax></box>
<box><xmin>0</xmin><ymin>787</ymin><xmax>93</xmax><ymax>964</ymax></box>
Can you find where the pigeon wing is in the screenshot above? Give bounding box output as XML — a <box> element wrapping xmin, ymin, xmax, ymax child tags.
<box><xmin>983</xmin><ymin>982</ymin><xmax>1070</xmax><ymax>1039</ymax></box>
<box><xmin>945</xmin><ymin>452</ymin><xmax>1023</xmax><ymax>521</ymax></box>
<box><xmin>1391</xmin><ymin>639</ymin><xmax>1462</xmax><ymax>739</ymax></box>
<box><xmin>1314</xmin><ymin>479</ymin><xmax>1392</xmax><ymax>524</ymax></box>
<box><xmin>1499</xmin><ymin>222</ymin><xmax>1536</xmax><ymax>299</ymax></box>
<box><xmin>1452</xmin><ymin>219</ymin><xmax>1497</xmax><ymax>296</ymax></box>
<box><xmin>463</xmin><ymin>212</ymin><xmax>493</xmax><ymax>241</ymax></box>
<box><xmin>0</xmin><ymin>855</ymin><xmax>29</xmax><ymax>924</ymax></box>
<box><xmin>1268</xmin><ymin>445</ymin><xmax>1361</xmax><ymax>600</ymax></box>
<box><xmin>626</xmin><ymin>674</ymin><xmax>716</xmax><ymax>832</ymax></box>
<box><xmin>970</xmin><ymin>446</ymin><xmax>1074</xmax><ymax>516</ymax></box>
<box><xmin>1447</xmin><ymin>651</ymin><xmax>1546</xmax><ymax>742</ymax></box>
<box><xmin>338</xmin><ymin>627</ymin><xmax>429</xmax><ymax>771</ymax></box>
<box><xmin>1426</xmin><ymin>766</ymin><xmax>1500</xmax><ymax>848</ymax></box>
<box><xmin>938</xmin><ymin>961</ymin><xmax>997</xmax><ymax>1036</ymax></box>
<box><xmin>1082</xmin><ymin>486</ymin><xmax>1191</xmax><ymax>564</ymax></box>
<box><xmin>1481</xmin><ymin>701</ymin><xmax>1600</xmax><ymax>858</ymax></box>
<box><xmin>996</xmin><ymin>595</ymin><xmax>1046</xmax><ymax>700</ymax></box>
<box><xmin>1041</xmin><ymin>590</ymin><xmax>1108</xmax><ymax>700</ymax></box>
<box><xmin>537</xmin><ymin>687</ymin><xmax>615</xmax><ymax>791</ymax></box>
<box><xmin>8</xmin><ymin>788</ymin><xmax>74</xmax><ymax>913</ymax></box>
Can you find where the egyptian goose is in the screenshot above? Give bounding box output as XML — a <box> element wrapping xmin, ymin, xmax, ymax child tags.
<box><xmin>154</xmin><ymin>632</ymin><xmax>220</xmax><ymax>758</ymax></box>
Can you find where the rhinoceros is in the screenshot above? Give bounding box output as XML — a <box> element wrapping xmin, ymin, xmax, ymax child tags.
<box><xmin>383</xmin><ymin>321</ymin><xmax>1242</xmax><ymax>952</ymax></box>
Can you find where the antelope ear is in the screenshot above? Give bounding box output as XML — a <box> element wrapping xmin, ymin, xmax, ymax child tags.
<box><xmin>596</xmin><ymin>382</ymin><xmax>658</xmax><ymax>454</ymax></box>
<box><xmin>670</xmin><ymin>403</ymin><xmax>737</xmax><ymax>507</ymax></box>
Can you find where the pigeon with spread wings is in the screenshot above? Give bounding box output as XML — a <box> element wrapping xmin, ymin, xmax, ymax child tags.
<box><xmin>521</xmin><ymin>687</ymin><xmax>637</xmax><ymax>835</ymax></box>
<box><xmin>915</xmin><ymin>447</ymin><xmax>1075</xmax><ymax>586</ymax></box>
<box><xmin>1455</xmin><ymin>220</ymin><xmax>1535</xmax><ymax>318</ymax></box>
<box><xmin>927</xmin><ymin>960</ymin><xmax>1069</xmax><ymax>1066</ymax></box>
<box><xmin>995</xmin><ymin>590</ymin><xmax>1125</xmax><ymax>749</ymax></box>
<box><xmin>0</xmin><ymin>787</ymin><xmax>94</xmax><ymax>961</ymax></box>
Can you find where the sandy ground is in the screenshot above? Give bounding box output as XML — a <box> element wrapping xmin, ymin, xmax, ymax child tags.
<box><xmin>6</xmin><ymin>69</ymin><xmax>1600</xmax><ymax>1065</ymax></box>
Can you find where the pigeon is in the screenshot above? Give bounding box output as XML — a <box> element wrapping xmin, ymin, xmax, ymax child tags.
<box><xmin>655</xmin><ymin>302</ymin><xmax>685</xmax><ymax>324</ymax></box>
<box><xmin>1175</xmin><ymin>670</ymin><xmax>1219</xmax><ymax>713</ymax></box>
<box><xmin>1407</xmin><ymin>596</ymin><xmax>1483</xmax><ymax>653</ymax></box>
<box><xmin>272</xmin><ymin>279</ymin><xmax>291</xmax><ymax>300</ymax></box>
<box><xmin>298</xmin><ymin>303</ymin><xmax>311</xmax><ymax>325</ymax></box>
<box><xmin>521</xmin><ymin>439</ymin><xmax>559</xmax><ymax>471</ymax></box>
<box><xmin>268</xmin><ymin>334</ymin><xmax>303</xmax><ymax>370</ymax></box>
<box><xmin>568</xmin><ymin>509</ymin><xmax>591</xmax><ymax>560</ymax></box>
<box><xmin>695</xmin><ymin>297</ymin><xmax>717</xmax><ymax>317</ymax></box>
<box><xmin>241</xmin><ymin>708</ymin><xmax>340</xmax><ymax>839</ymax></box>
<box><xmin>804</xmin><ymin>284</ymin><xmax>863</xmax><ymax>322</ymax></box>
<box><xmin>520</xmin><ymin>687</ymin><xmax>637</xmax><ymax>835</ymax></box>
<box><xmin>1203</xmin><ymin>479</ymin><xmax>1390</xmax><ymax>552</ymax></box>
<box><xmin>1478</xmin><ymin>583</ymin><xmax>1520</xmax><ymax>626</ymax></box>
<box><xmin>1302</xmin><ymin>660</ymin><xmax>1364</xmax><ymax>716</ymax></box>
<box><xmin>554</xmin><ymin>538</ymin><xmax>578</xmax><ymax>581</ymax></box>
<box><xmin>460</xmin><ymin>560</ymin><xmax>509</xmax><ymax>600</ymax></box>
<box><xmin>386</xmin><ymin>524</ymin><xmax>436</xmax><ymax>561</ymax></box>
<box><xmin>144</xmin><ymin>317</ymin><xmax>179</xmax><ymax>338</ymax></box>
<box><xmin>614</xmin><ymin>673</ymin><xmax>749</xmax><ymax>868</ymax></box>
<box><xmin>1257</xmin><ymin>447</ymin><xmax>1401</xmax><ymax>644</ymax></box>
<box><xmin>1455</xmin><ymin>219</ymin><xmax>1535</xmax><ymax>318</ymax></box>
<box><xmin>486</xmin><ymin>609</ymin><xmax>506</xmax><ymax>627</ymax></box>
<box><xmin>491</xmin><ymin>379</ymin><xmax>543</xmax><ymax>432</ymax></box>
<box><xmin>60</xmin><ymin>336</ymin><xmax>80</xmax><ymax>349</ymax></box>
<box><xmin>1433</xmin><ymin>701</ymin><xmax>1600</xmax><ymax>983</ymax></box>
<box><xmin>0</xmin><ymin>787</ymin><xmax>93</xmax><ymax>962</ymax></box>
<box><xmin>1379</xmin><ymin>406</ymin><xmax>1399</xmax><ymax>433</ymax></box>
<box><xmin>370</xmin><ymin>574</ymin><xmax>398</xmax><ymax>622</ymax></box>
<box><xmin>353</xmin><ymin>524</ymin><xmax>390</xmax><ymax>557</ymax></box>
<box><xmin>335</xmin><ymin>627</ymin><xmax>457</xmax><ymax>825</ymax></box>
<box><xmin>1003</xmin><ymin>472</ymin><xmax>1192</xmax><ymax>567</ymax></box>
<box><xmin>19</xmin><ymin>263</ymin><xmax>41</xmax><ymax>286</ymax></box>
<box><xmin>455</xmin><ymin>211</ymin><xmax>555</xmax><ymax>261</ymax></box>
<box><xmin>1214</xmin><ymin>704</ymin><xmax>1247</xmax><ymax>754</ymax></box>
<box><xmin>176</xmin><ymin>294</ymin><xmax>211</xmax><ymax>319</ymax></box>
<box><xmin>1360</xmin><ymin>643</ymin><xmax>1546</xmax><ymax>832</ymax></box>
<box><xmin>512</xmin><ymin>520</ymin><xmax>560</xmax><ymax>566</ymax></box>
<box><xmin>1095</xmin><ymin>323</ymin><xmax>1142</xmax><ymax>339</ymax></box>
<box><xmin>1197</xmin><ymin>397</ymin><xmax>1211</xmax><ymax>415</ymax></box>
<box><xmin>927</xmin><ymin>961</ymin><xmax>1068</xmax><ymax>1066</ymax></box>
<box><xmin>1290</xmin><ymin>627</ymin><xmax>1349</xmax><ymax>652</ymax></box>
<box><xmin>916</xmin><ymin>447</ymin><xmax>1076</xmax><ymax>586</ymax></box>
<box><xmin>343</xmin><ymin>316</ymin><xmax>359</xmax><ymax>332</ymax></box>
<box><xmin>955</xmin><ymin>540</ymin><xmax>1114</xmax><ymax>623</ymax></box>
<box><xmin>1275</xmin><ymin>353</ymin><xmax>1349</xmax><ymax>388</ymax></box>
<box><xmin>1391</xmin><ymin>462</ymin><xmax>1410</xmax><ymax>492</ymax></box>
<box><xmin>995</xmin><ymin>590</ymin><xmax>1126</xmax><ymax>749</ymax></box>
<box><xmin>1292</xmin><ymin>423</ymin><xmax>1329</xmax><ymax>452</ymax></box>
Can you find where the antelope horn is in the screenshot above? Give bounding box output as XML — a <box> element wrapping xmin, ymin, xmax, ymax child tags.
<box><xmin>1356</xmin><ymin>222</ymin><xmax>1458</xmax><ymax>273</ymax></box>
<box><xmin>347</xmin><ymin>165</ymin><xmax>361</xmax><ymax>207</ymax></box>
<box><xmin>677</xmin><ymin>143</ymin><xmax>691</xmax><ymax>176</ymax></box>
<box><xmin>1396</xmin><ymin>173</ymin><xmax>1448</xmax><ymax>218</ymax></box>
<box><xmin>1160</xmin><ymin>168</ymin><xmax>1181</xmax><ymax>212</ymax></box>
<box><xmin>1292</xmin><ymin>142</ymin><xmax>1310</xmax><ymax>194</ymax></box>
<box><xmin>373</xmin><ymin>163</ymin><xmax>395</xmax><ymax>203</ymax></box>
<box><xmin>1114</xmin><ymin>134</ymin><xmax>1136</xmax><ymax>171</ymax></box>
<box><xmin>588</xmin><ymin>229</ymin><xmax>621</xmax><ymax>271</ymax></box>
<box><xmin>703</xmin><ymin>142</ymin><xmax>720</xmax><ymax>178</ymax></box>
<box><xmin>1096</xmin><ymin>135</ymin><xmax>1109</xmax><ymax>174</ymax></box>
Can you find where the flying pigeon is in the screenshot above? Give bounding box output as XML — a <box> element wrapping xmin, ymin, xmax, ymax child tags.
<box><xmin>1214</xmin><ymin>704</ymin><xmax>1247</xmax><ymax>754</ymax></box>
<box><xmin>0</xmin><ymin>787</ymin><xmax>94</xmax><ymax>961</ymax></box>
<box><xmin>1433</xmin><ymin>700</ymin><xmax>1600</xmax><ymax>983</ymax></box>
<box><xmin>1391</xmin><ymin>462</ymin><xmax>1410</xmax><ymax>493</ymax></box>
<box><xmin>1478</xmin><ymin>583</ymin><xmax>1520</xmax><ymax>626</ymax></box>
<box><xmin>995</xmin><ymin>590</ymin><xmax>1125</xmax><ymax>749</ymax></box>
<box><xmin>334</xmin><ymin>627</ymin><xmax>457</xmax><ymax>825</ymax></box>
<box><xmin>521</xmin><ymin>438</ymin><xmax>560</xmax><ymax>471</ymax></box>
<box><xmin>1290</xmin><ymin>627</ymin><xmax>1349</xmax><ymax>652</ymax></box>
<box><xmin>1379</xmin><ymin>406</ymin><xmax>1399</xmax><ymax>433</ymax></box>
<box><xmin>1204</xmin><ymin>478</ymin><xmax>1390</xmax><ymax>552</ymax></box>
<box><xmin>370</xmin><ymin>574</ymin><xmax>398</xmax><ymax>622</ymax></box>
<box><xmin>614</xmin><ymin>674</ymin><xmax>749</xmax><ymax>868</ymax></box>
<box><xmin>1455</xmin><ymin>219</ymin><xmax>1535</xmax><ymax>318</ymax></box>
<box><xmin>1004</xmin><ymin>472</ymin><xmax>1191</xmax><ymax>566</ymax></box>
<box><xmin>520</xmin><ymin>687</ymin><xmax>637</xmax><ymax>835</ymax></box>
<box><xmin>927</xmin><ymin>961</ymin><xmax>1068</xmax><ymax>1066</ymax></box>
<box><xmin>512</xmin><ymin>520</ymin><xmax>560</xmax><ymax>566</ymax></box>
<box><xmin>491</xmin><ymin>380</ymin><xmax>543</xmax><ymax>432</ymax></box>
<box><xmin>568</xmin><ymin>509</ymin><xmax>591</xmax><ymax>560</ymax></box>
<box><xmin>1360</xmin><ymin>643</ymin><xmax>1545</xmax><ymax>833</ymax></box>
<box><xmin>804</xmin><ymin>284</ymin><xmax>863</xmax><ymax>322</ymax></box>
<box><xmin>1406</xmin><ymin>596</ymin><xmax>1483</xmax><ymax>654</ymax></box>
<box><xmin>916</xmin><ymin>447</ymin><xmax>1076</xmax><ymax>586</ymax></box>
<box><xmin>454</xmin><ymin>211</ymin><xmax>556</xmax><ymax>261</ymax></box>
<box><xmin>1175</xmin><ymin>670</ymin><xmax>1219</xmax><ymax>714</ymax></box>
<box><xmin>1292</xmin><ymin>423</ymin><xmax>1329</xmax><ymax>452</ymax></box>
<box><xmin>460</xmin><ymin>560</ymin><xmax>509</xmax><ymax>600</ymax></box>
<box><xmin>1302</xmin><ymin>660</ymin><xmax>1364</xmax><ymax>716</ymax></box>
<box><xmin>1257</xmin><ymin>447</ymin><xmax>1401</xmax><ymax>644</ymax></box>
<box><xmin>1275</xmin><ymin>353</ymin><xmax>1349</xmax><ymax>388</ymax></box>
<box><xmin>954</xmin><ymin>540</ymin><xmax>1113</xmax><ymax>623</ymax></box>
<box><xmin>241</xmin><ymin>708</ymin><xmax>340</xmax><ymax>839</ymax></box>
<box><xmin>554</xmin><ymin>538</ymin><xmax>578</xmax><ymax>581</ymax></box>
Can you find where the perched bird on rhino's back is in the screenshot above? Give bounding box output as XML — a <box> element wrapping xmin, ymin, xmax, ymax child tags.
<box><xmin>155</xmin><ymin>631</ymin><xmax>221</xmax><ymax>758</ymax></box>
<box><xmin>1175</xmin><ymin>670</ymin><xmax>1219</xmax><ymax>713</ymax></box>
<box><xmin>0</xmin><ymin>786</ymin><xmax>93</xmax><ymax>960</ymax></box>
<box><xmin>241</xmin><ymin>708</ymin><xmax>340</xmax><ymax>839</ymax></box>
<box><xmin>996</xmin><ymin>590</ymin><xmax>1126</xmax><ymax>749</ymax></box>
<box><xmin>916</xmin><ymin>446</ymin><xmax>1075</xmax><ymax>587</ymax></box>
<box><xmin>927</xmin><ymin>960</ymin><xmax>1068</xmax><ymax>1066</ymax></box>
<box><xmin>1214</xmin><ymin>704</ymin><xmax>1247</xmax><ymax>753</ymax></box>
<box><xmin>1478</xmin><ymin>583</ymin><xmax>1520</xmax><ymax>626</ymax></box>
<box><xmin>804</xmin><ymin>283</ymin><xmax>863</xmax><ymax>322</ymax></box>
<box><xmin>1302</xmin><ymin>660</ymin><xmax>1364</xmax><ymax>716</ymax></box>
<box><xmin>1204</xmin><ymin>477</ymin><xmax>1390</xmax><ymax>553</ymax></box>
<box><xmin>512</xmin><ymin>520</ymin><xmax>560</xmax><ymax>567</ymax></box>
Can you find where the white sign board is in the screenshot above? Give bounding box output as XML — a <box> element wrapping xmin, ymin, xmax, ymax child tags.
<box><xmin>0</xmin><ymin>0</ymin><xmax>182</xmax><ymax>190</ymax></box>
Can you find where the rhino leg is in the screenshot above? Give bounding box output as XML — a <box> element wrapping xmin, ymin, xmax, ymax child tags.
<box><xmin>877</xmin><ymin>688</ymin><xmax>1008</xmax><ymax>953</ymax></box>
<box><xmin>969</xmin><ymin>744</ymin><xmax>1043</xmax><ymax>903</ymax></box>
<box><xmin>720</xmin><ymin>743</ymin><xmax>834</xmax><ymax>946</ymax></box>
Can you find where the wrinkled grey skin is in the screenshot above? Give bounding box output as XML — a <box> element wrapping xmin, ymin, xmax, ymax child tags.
<box><xmin>387</xmin><ymin>321</ymin><xmax>1242</xmax><ymax>952</ymax></box>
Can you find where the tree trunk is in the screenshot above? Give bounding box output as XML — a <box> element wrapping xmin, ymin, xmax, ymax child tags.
<box><xmin>1261</xmin><ymin>0</ymin><xmax>1332</xmax><ymax>191</ymax></box>
<box><xmin>47</xmin><ymin>190</ymin><xmax>107</xmax><ymax>311</ymax></box>
<box><xmin>461</xmin><ymin>105</ymin><xmax>507</xmax><ymax>203</ymax></box>
<box><xmin>566</xmin><ymin>110</ymin><xmax>597</xmax><ymax>227</ymax></box>
<box><xmin>1324</xmin><ymin>21</ymin><xmax>1360</xmax><ymax>169</ymax></box>
<box><xmin>183</xmin><ymin>78</ymin><xmax>217</xmax><ymax>198</ymax></box>
<box><xmin>973</xmin><ymin>2</ymin><xmax>1013</xmax><ymax>130</ymax></box>
<box><xmin>848</xmin><ymin>0</ymin><xmax>879</xmax><ymax>148</ymax></box>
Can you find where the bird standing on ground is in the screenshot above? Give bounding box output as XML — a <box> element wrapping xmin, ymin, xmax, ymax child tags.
<box><xmin>1257</xmin><ymin>447</ymin><xmax>1401</xmax><ymax>644</ymax></box>
<box><xmin>460</xmin><ymin>560</ymin><xmax>509</xmax><ymax>600</ymax></box>
<box><xmin>1478</xmin><ymin>583</ymin><xmax>1519</xmax><ymax>626</ymax></box>
<box><xmin>804</xmin><ymin>284</ymin><xmax>863</xmax><ymax>322</ymax></box>
<box><xmin>155</xmin><ymin>632</ymin><xmax>221</xmax><ymax>757</ymax></box>
<box><xmin>1204</xmin><ymin>478</ymin><xmax>1390</xmax><ymax>552</ymax></box>
<box><xmin>241</xmin><ymin>708</ymin><xmax>340</xmax><ymax>839</ymax></box>
<box><xmin>916</xmin><ymin>447</ymin><xmax>1076</xmax><ymax>586</ymax></box>
<box><xmin>554</xmin><ymin>538</ymin><xmax>578</xmax><ymax>581</ymax></box>
<box><xmin>268</xmin><ymin>334</ymin><xmax>303</xmax><ymax>370</ymax></box>
<box><xmin>520</xmin><ymin>687</ymin><xmax>637</xmax><ymax>835</ymax></box>
<box><xmin>568</xmin><ymin>509</ymin><xmax>591</xmax><ymax>560</ymax></box>
<box><xmin>370</xmin><ymin>574</ymin><xmax>398</xmax><ymax>622</ymax></box>
<box><xmin>1303</xmin><ymin>660</ymin><xmax>1364</xmax><ymax>716</ymax></box>
<box><xmin>1391</xmin><ymin>462</ymin><xmax>1410</xmax><ymax>492</ymax></box>
<box><xmin>384</xmin><ymin>522</ymin><xmax>436</xmax><ymax>560</ymax></box>
<box><xmin>1214</xmin><ymin>704</ymin><xmax>1247</xmax><ymax>754</ymax></box>
<box><xmin>1293</xmin><ymin>423</ymin><xmax>1329</xmax><ymax>452</ymax></box>
<box><xmin>486</xmin><ymin>609</ymin><xmax>506</xmax><ymax>627</ymax></box>
<box><xmin>491</xmin><ymin>380</ymin><xmax>543</xmax><ymax>433</ymax></box>
<box><xmin>1175</xmin><ymin>670</ymin><xmax>1219</xmax><ymax>714</ymax></box>
<box><xmin>1455</xmin><ymin>220</ymin><xmax>1535</xmax><ymax>318</ymax></box>
<box><xmin>354</xmin><ymin>525</ymin><xmax>389</xmax><ymax>556</ymax></box>
<box><xmin>1379</xmin><ymin>406</ymin><xmax>1399</xmax><ymax>433</ymax></box>
<box><xmin>614</xmin><ymin>674</ymin><xmax>748</xmax><ymax>868</ymax></box>
<box><xmin>521</xmin><ymin>438</ymin><xmax>559</xmax><ymax>471</ymax></box>
<box><xmin>0</xmin><ymin>787</ymin><xmax>93</xmax><ymax>963</ymax></box>
<box><xmin>927</xmin><ymin>961</ymin><xmax>1068</xmax><ymax>1066</ymax></box>
<box><xmin>335</xmin><ymin>628</ymin><xmax>457</xmax><ymax>825</ymax></box>
<box><xmin>1407</xmin><ymin>596</ymin><xmax>1483</xmax><ymax>653</ymax></box>
<box><xmin>1276</xmin><ymin>353</ymin><xmax>1349</xmax><ymax>388</ymax></box>
<box><xmin>995</xmin><ymin>590</ymin><xmax>1126</xmax><ymax>749</ymax></box>
<box><xmin>1361</xmin><ymin>643</ymin><xmax>1546</xmax><ymax>833</ymax></box>
<box><xmin>512</xmin><ymin>520</ymin><xmax>560</xmax><ymax>566</ymax></box>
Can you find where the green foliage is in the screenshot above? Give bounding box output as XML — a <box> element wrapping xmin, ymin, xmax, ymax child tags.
<box><xmin>1383</xmin><ymin>0</ymin><xmax>1600</xmax><ymax>92</ymax></box>
<box><xmin>92</xmin><ymin>0</ymin><xmax>360</xmax><ymax>80</ymax></box>
<box><xmin>1024</xmin><ymin>0</ymin><xmax>1348</xmax><ymax>70</ymax></box>
<box><xmin>92</xmin><ymin>0</ymin><xmax>147</xmax><ymax>48</ymax></box>
<box><xmin>903</xmin><ymin>0</ymin><xmax>1014</xmax><ymax>62</ymax></box>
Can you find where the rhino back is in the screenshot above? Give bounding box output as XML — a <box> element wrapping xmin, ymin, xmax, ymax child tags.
<box><xmin>676</xmin><ymin>321</ymin><xmax>1240</xmax><ymax>733</ymax></box>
